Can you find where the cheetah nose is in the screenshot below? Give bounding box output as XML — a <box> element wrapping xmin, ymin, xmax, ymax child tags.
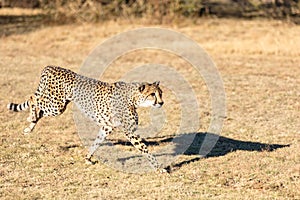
<box><xmin>159</xmin><ymin>102</ymin><xmax>164</xmax><ymax>106</ymax></box>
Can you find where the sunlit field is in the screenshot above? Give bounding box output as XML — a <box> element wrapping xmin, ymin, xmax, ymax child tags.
<box><xmin>0</xmin><ymin>10</ymin><xmax>299</xmax><ymax>199</ymax></box>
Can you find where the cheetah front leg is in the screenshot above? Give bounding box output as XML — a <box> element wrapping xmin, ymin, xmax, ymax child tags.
<box><xmin>120</xmin><ymin>107</ymin><xmax>167</xmax><ymax>173</ymax></box>
<box><xmin>86</xmin><ymin>125</ymin><xmax>113</xmax><ymax>164</ymax></box>
<box><xmin>124</xmin><ymin>131</ymin><xmax>167</xmax><ymax>173</ymax></box>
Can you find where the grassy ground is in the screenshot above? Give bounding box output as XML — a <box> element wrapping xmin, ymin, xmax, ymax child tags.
<box><xmin>0</xmin><ymin>13</ymin><xmax>299</xmax><ymax>199</ymax></box>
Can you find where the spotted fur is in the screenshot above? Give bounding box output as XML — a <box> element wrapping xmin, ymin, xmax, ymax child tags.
<box><xmin>8</xmin><ymin>66</ymin><xmax>166</xmax><ymax>172</ymax></box>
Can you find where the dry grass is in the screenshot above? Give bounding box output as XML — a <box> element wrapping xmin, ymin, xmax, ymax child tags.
<box><xmin>0</xmin><ymin>16</ymin><xmax>299</xmax><ymax>199</ymax></box>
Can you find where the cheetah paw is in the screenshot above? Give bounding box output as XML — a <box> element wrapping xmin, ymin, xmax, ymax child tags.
<box><xmin>157</xmin><ymin>168</ymin><xmax>170</xmax><ymax>174</ymax></box>
<box><xmin>23</xmin><ymin>128</ymin><xmax>31</xmax><ymax>135</ymax></box>
<box><xmin>85</xmin><ymin>157</ymin><xmax>98</xmax><ymax>165</ymax></box>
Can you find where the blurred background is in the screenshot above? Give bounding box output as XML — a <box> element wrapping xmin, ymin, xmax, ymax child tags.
<box><xmin>1</xmin><ymin>0</ymin><xmax>300</xmax><ymax>36</ymax></box>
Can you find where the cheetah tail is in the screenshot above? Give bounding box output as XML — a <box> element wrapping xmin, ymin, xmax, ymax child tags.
<box><xmin>7</xmin><ymin>101</ymin><xmax>29</xmax><ymax>112</ymax></box>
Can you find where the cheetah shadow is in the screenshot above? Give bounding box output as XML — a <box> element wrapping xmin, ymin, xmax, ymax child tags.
<box><xmin>111</xmin><ymin>132</ymin><xmax>290</xmax><ymax>171</ymax></box>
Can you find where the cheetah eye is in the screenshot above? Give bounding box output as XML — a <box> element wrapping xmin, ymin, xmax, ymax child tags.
<box><xmin>150</xmin><ymin>93</ymin><xmax>155</xmax><ymax>96</ymax></box>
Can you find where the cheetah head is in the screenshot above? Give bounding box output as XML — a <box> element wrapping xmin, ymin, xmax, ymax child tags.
<box><xmin>136</xmin><ymin>81</ymin><xmax>164</xmax><ymax>108</ymax></box>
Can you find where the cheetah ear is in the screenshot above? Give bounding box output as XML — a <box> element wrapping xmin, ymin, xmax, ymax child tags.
<box><xmin>139</xmin><ymin>83</ymin><xmax>146</xmax><ymax>92</ymax></box>
<box><xmin>153</xmin><ymin>81</ymin><xmax>160</xmax><ymax>86</ymax></box>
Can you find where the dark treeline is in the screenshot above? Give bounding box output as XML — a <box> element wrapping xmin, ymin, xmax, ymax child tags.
<box><xmin>1</xmin><ymin>0</ymin><xmax>300</xmax><ymax>23</ymax></box>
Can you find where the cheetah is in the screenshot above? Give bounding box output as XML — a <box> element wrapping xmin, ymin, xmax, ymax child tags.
<box><xmin>7</xmin><ymin>66</ymin><xmax>166</xmax><ymax>172</ymax></box>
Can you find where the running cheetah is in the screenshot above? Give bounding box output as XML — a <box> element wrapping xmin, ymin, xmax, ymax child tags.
<box><xmin>7</xmin><ymin>66</ymin><xmax>166</xmax><ymax>172</ymax></box>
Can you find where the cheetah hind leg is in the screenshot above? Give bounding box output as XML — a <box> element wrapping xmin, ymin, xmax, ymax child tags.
<box><xmin>24</xmin><ymin>96</ymin><xmax>42</xmax><ymax>134</ymax></box>
<box><xmin>85</xmin><ymin>126</ymin><xmax>112</xmax><ymax>164</ymax></box>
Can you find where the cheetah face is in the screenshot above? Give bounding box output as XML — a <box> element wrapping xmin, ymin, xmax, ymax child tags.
<box><xmin>137</xmin><ymin>81</ymin><xmax>164</xmax><ymax>108</ymax></box>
